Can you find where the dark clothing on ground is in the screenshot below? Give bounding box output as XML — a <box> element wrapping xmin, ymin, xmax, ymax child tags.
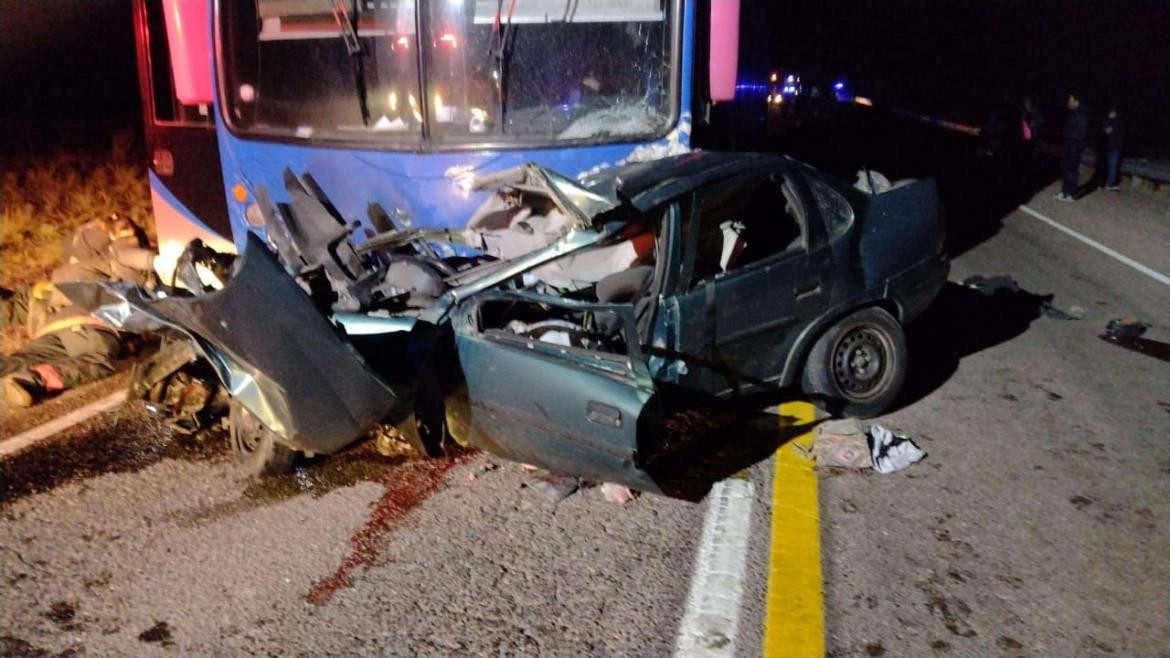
<box><xmin>0</xmin><ymin>327</ymin><xmax>120</xmax><ymax>391</ymax></box>
<box><xmin>1062</xmin><ymin>106</ymin><xmax>1089</xmax><ymax>197</ymax></box>
<box><xmin>2</xmin><ymin>217</ymin><xmax>154</xmax><ymax>403</ymax></box>
<box><xmin>2</xmin><ymin>282</ymin><xmax>121</xmax><ymax>395</ymax></box>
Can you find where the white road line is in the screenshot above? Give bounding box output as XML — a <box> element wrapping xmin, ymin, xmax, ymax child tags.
<box><xmin>0</xmin><ymin>390</ymin><xmax>127</xmax><ymax>459</ymax></box>
<box><xmin>673</xmin><ymin>477</ymin><xmax>755</xmax><ymax>658</ymax></box>
<box><xmin>1018</xmin><ymin>204</ymin><xmax>1170</xmax><ymax>288</ymax></box>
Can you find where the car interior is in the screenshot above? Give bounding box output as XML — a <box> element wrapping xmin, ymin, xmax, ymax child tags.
<box><xmin>689</xmin><ymin>172</ymin><xmax>806</xmax><ymax>286</ymax></box>
<box><xmin>475</xmin><ymin>209</ymin><xmax>670</xmax><ymax>362</ymax></box>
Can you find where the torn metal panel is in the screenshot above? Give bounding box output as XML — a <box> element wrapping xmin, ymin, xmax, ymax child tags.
<box><xmin>61</xmin><ymin>234</ymin><xmax>403</xmax><ymax>455</ymax></box>
<box><xmin>471</xmin><ymin>162</ymin><xmax>620</xmax><ymax>228</ymax></box>
<box><xmin>438</xmin><ymin>228</ymin><xmax>612</xmax><ymax>303</ymax></box>
<box><xmin>255</xmin><ymin>170</ymin><xmax>384</xmax><ymax>310</ymax></box>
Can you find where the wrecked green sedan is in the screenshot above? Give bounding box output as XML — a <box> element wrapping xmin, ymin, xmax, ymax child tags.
<box><xmin>69</xmin><ymin>152</ymin><xmax>947</xmax><ymax>496</ymax></box>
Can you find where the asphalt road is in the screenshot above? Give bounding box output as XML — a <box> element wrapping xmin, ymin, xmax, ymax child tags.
<box><xmin>2</xmin><ymin>180</ymin><xmax>1168</xmax><ymax>656</ymax></box>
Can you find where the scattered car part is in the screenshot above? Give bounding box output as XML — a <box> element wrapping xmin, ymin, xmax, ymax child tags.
<box><xmin>1100</xmin><ymin>318</ymin><xmax>1170</xmax><ymax>362</ymax></box>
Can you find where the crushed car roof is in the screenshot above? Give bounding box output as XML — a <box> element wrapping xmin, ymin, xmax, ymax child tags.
<box><xmin>581</xmin><ymin>151</ymin><xmax>785</xmax><ymax>212</ymax></box>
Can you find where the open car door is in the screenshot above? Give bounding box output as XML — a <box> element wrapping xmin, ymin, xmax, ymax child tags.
<box><xmin>445</xmin><ymin>290</ymin><xmax>666</xmax><ymax>494</ymax></box>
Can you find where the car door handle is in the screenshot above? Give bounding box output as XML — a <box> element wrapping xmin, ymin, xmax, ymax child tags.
<box><xmin>586</xmin><ymin>401</ymin><xmax>622</xmax><ymax>428</ymax></box>
<box><xmin>794</xmin><ymin>281</ymin><xmax>822</xmax><ymax>300</ymax></box>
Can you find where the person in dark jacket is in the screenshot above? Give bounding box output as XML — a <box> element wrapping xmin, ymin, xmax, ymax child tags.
<box><xmin>1056</xmin><ymin>92</ymin><xmax>1088</xmax><ymax>201</ymax></box>
<box><xmin>1103</xmin><ymin>104</ymin><xmax>1125</xmax><ymax>190</ymax></box>
<box><xmin>1</xmin><ymin>214</ymin><xmax>156</xmax><ymax>408</ymax></box>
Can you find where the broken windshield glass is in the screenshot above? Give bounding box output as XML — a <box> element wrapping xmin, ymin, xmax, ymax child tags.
<box><xmin>221</xmin><ymin>0</ymin><xmax>423</xmax><ymax>141</ymax></box>
<box><xmin>424</xmin><ymin>0</ymin><xmax>675</xmax><ymax>143</ymax></box>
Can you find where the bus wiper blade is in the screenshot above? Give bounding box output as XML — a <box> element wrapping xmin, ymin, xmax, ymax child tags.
<box><xmin>487</xmin><ymin>0</ymin><xmax>518</xmax><ymax>130</ymax></box>
<box><xmin>330</xmin><ymin>0</ymin><xmax>371</xmax><ymax>125</ymax></box>
<box><xmin>329</xmin><ymin>0</ymin><xmax>362</xmax><ymax>54</ymax></box>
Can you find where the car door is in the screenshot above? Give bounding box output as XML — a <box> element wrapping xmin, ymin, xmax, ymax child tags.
<box><xmin>666</xmin><ymin>168</ymin><xmax>831</xmax><ymax>396</ymax></box>
<box><xmin>446</xmin><ymin>291</ymin><xmax>665</xmax><ymax>494</ymax></box>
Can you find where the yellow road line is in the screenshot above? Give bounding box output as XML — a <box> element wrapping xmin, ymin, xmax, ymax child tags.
<box><xmin>763</xmin><ymin>402</ymin><xmax>823</xmax><ymax>657</ymax></box>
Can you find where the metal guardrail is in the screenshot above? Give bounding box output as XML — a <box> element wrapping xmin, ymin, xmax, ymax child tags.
<box><xmin>1112</xmin><ymin>158</ymin><xmax>1170</xmax><ymax>184</ymax></box>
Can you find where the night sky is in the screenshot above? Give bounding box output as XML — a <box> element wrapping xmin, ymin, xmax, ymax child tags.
<box><xmin>1</xmin><ymin>0</ymin><xmax>139</xmax><ymax>152</ymax></box>
<box><xmin>759</xmin><ymin>0</ymin><xmax>1170</xmax><ymax>152</ymax></box>
<box><xmin>1</xmin><ymin>0</ymin><xmax>1168</xmax><ymax>155</ymax></box>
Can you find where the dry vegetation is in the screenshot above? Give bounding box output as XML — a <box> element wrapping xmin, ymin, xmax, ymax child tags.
<box><xmin>1</xmin><ymin>132</ymin><xmax>154</xmax><ymax>290</ymax></box>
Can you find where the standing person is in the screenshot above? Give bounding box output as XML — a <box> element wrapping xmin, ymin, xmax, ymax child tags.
<box><xmin>1055</xmin><ymin>92</ymin><xmax>1088</xmax><ymax>202</ymax></box>
<box><xmin>1</xmin><ymin>214</ymin><xmax>156</xmax><ymax>408</ymax></box>
<box><xmin>1103</xmin><ymin>104</ymin><xmax>1125</xmax><ymax>191</ymax></box>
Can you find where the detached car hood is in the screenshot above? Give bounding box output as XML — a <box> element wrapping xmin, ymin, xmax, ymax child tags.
<box><xmin>59</xmin><ymin>234</ymin><xmax>405</xmax><ymax>455</ymax></box>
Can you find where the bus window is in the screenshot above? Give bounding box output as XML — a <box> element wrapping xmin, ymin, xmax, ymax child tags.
<box><xmin>220</xmin><ymin>0</ymin><xmax>423</xmax><ymax>143</ymax></box>
<box><xmin>425</xmin><ymin>0</ymin><xmax>675</xmax><ymax>144</ymax></box>
<box><xmin>144</xmin><ymin>0</ymin><xmax>211</xmax><ymax>125</ymax></box>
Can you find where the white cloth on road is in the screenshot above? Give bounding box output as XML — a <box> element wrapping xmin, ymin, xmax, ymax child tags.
<box><xmin>867</xmin><ymin>425</ymin><xmax>927</xmax><ymax>474</ymax></box>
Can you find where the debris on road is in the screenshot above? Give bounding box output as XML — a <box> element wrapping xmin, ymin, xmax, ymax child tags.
<box><xmin>527</xmin><ymin>471</ymin><xmax>581</xmax><ymax>503</ymax></box>
<box><xmin>600</xmin><ymin>482</ymin><xmax>637</xmax><ymax>505</ymax></box>
<box><xmin>1040</xmin><ymin>301</ymin><xmax>1084</xmax><ymax>320</ymax></box>
<box><xmin>868</xmin><ymin>425</ymin><xmax>927</xmax><ymax>474</ymax></box>
<box><xmin>962</xmin><ymin>274</ymin><xmax>1022</xmax><ymax>296</ymax></box>
<box><xmin>467</xmin><ymin>460</ymin><xmax>499</xmax><ymax>481</ymax></box>
<box><xmin>813</xmin><ymin>419</ymin><xmax>873</xmax><ymax>469</ymax></box>
<box><xmin>812</xmin><ymin>419</ymin><xmax>926</xmax><ymax>473</ymax></box>
<box><xmin>372</xmin><ymin>424</ymin><xmax>418</xmax><ymax>458</ymax></box>
<box><xmin>1104</xmin><ymin>317</ymin><xmax>1149</xmax><ymax>339</ymax></box>
<box><xmin>1100</xmin><ymin>317</ymin><xmax>1170</xmax><ymax>362</ymax></box>
<box><xmin>962</xmin><ymin>274</ymin><xmax>1086</xmax><ymax>323</ymax></box>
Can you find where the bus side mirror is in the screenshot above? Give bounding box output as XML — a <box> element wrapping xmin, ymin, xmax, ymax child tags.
<box><xmin>708</xmin><ymin>0</ymin><xmax>740</xmax><ymax>103</ymax></box>
<box><xmin>163</xmin><ymin>0</ymin><xmax>214</xmax><ymax>105</ymax></box>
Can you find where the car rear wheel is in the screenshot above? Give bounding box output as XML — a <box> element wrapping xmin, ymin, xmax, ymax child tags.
<box><xmin>229</xmin><ymin>399</ymin><xmax>296</xmax><ymax>476</ymax></box>
<box><xmin>802</xmin><ymin>307</ymin><xmax>907</xmax><ymax>418</ymax></box>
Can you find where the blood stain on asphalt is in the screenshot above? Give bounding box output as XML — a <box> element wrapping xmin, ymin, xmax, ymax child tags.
<box><xmin>306</xmin><ymin>449</ymin><xmax>474</xmax><ymax>605</ymax></box>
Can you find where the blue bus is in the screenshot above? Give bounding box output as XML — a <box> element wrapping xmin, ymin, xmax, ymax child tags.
<box><xmin>132</xmin><ymin>0</ymin><xmax>750</xmax><ymax>277</ymax></box>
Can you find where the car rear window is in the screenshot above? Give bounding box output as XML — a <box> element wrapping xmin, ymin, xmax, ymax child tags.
<box><xmin>807</xmin><ymin>175</ymin><xmax>854</xmax><ymax>240</ymax></box>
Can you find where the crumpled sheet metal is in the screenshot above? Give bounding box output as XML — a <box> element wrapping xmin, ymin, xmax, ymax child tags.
<box><xmin>472</xmin><ymin>162</ymin><xmax>620</xmax><ymax>228</ymax></box>
<box><xmin>59</xmin><ymin>234</ymin><xmax>402</xmax><ymax>455</ymax></box>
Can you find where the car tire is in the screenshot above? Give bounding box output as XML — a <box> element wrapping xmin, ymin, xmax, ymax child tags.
<box><xmin>229</xmin><ymin>398</ymin><xmax>296</xmax><ymax>476</ymax></box>
<box><xmin>802</xmin><ymin>306</ymin><xmax>907</xmax><ymax>418</ymax></box>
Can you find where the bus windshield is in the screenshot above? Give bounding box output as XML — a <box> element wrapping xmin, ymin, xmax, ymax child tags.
<box><xmin>220</xmin><ymin>0</ymin><xmax>676</xmax><ymax>146</ymax></box>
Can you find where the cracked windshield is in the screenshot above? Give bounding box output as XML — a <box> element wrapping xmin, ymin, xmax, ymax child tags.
<box><xmin>222</xmin><ymin>0</ymin><xmax>674</xmax><ymax>143</ymax></box>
